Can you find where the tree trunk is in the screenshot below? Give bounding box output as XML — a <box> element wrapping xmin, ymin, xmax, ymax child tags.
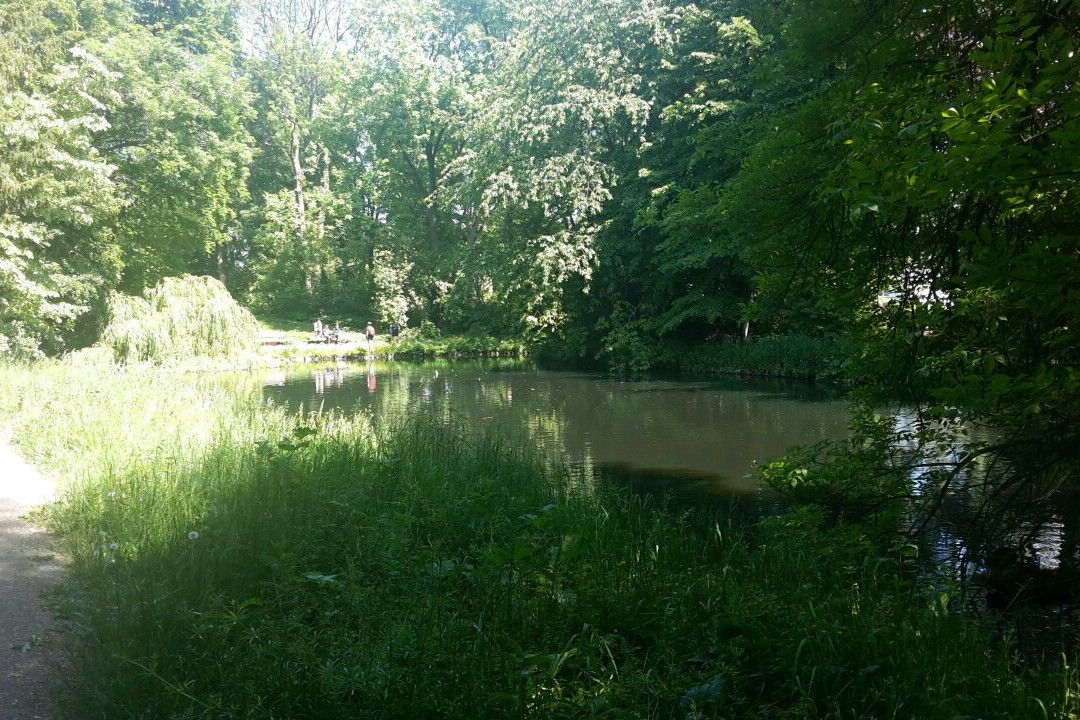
<box><xmin>426</xmin><ymin>207</ymin><xmax>439</xmax><ymax>251</ymax></box>
<box><xmin>426</xmin><ymin>129</ymin><xmax>441</xmax><ymax>250</ymax></box>
<box><xmin>216</xmin><ymin>243</ymin><xmax>227</xmax><ymax>284</ymax></box>
<box><xmin>291</xmin><ymin>122</ymin><xmax>307</xmax><ymax>227</ymax></box>
<box><xmin>291</xmin><ymin>120</ymin><xmax>312</xmax><ymax>292</ymax></box>
<box><xmin>318</xmin><ymin>144</ymin><xmax>330</xmax><ymax>242</ymax></box>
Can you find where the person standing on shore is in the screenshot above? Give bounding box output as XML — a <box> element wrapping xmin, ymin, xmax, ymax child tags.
<box><xmin>389</xmin><ymin>322</ymin><xmax>400</xmax><ymax>358</ymax></box>
<box><xmin>365</xmin><ymin>322</ymin><xmax>376</xmax><ymax>357</ymax></box>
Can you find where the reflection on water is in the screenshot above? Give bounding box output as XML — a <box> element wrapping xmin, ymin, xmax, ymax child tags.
<box><xmin>892</xmin><ymin>407</ymin><xmax>1079</xmax><ymax>586</ymax></box>
<box><xmin>888</xmin><ymin>407</ymin><xmax>1080</xmax><ymax>656</ymax></box>
<box><xmin>316</xmin><ymin>366</ymin><xmax>347</xmax><ymax>394</ymax></box>
<box><xmin>264</xmin><ymin>359</ymin><xmax>850</xmax><ymax>499</ymax></box>
<box><xmin>1031</xmin><ymin>518</ymin><xmax>1066</xmax><ymax>570</ymax></box>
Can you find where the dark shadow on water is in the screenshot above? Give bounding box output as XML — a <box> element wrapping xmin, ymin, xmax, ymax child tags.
<box><xmin>670</xmin><ymin>372</ymin><xmax>850</xmax><ymax>403</ymax></box>
<box><xmin>590</xmin><ymin>461</ymin><xmax>792</xmax><ymax>520</ymax></box>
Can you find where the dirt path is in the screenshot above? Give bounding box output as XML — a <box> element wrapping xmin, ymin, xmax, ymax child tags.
<box><xmin>0</xmin><ymin>441</ymin><xmax>64</xmax><ymax>720</ymax></box>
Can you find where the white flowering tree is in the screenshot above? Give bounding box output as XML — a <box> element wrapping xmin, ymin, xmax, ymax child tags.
<box><xmin>0</xmin><ymin>0</ymin><xmax>122</xmax><ymax>357</ymax></box>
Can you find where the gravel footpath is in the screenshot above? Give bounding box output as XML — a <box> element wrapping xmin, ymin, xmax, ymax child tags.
<box><xmin>0</xmin><ymin>442</ymin><xmax>64</xmax><ymax>720</ymax></box>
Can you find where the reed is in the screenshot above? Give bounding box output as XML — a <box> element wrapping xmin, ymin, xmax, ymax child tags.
<box><xmin>1</xmin><ymin>362</ymin><xmax>1076</xmax><ymax>719</ymax></box>
<box><xmin>98</xmin><ymin>275</ymin><xmax>259</xmax><ymax>364</ymax></box>
<box><xmin>684</xmin><ymin>334</ymin><xmax>851</xmax><ymax>381</ymax></box>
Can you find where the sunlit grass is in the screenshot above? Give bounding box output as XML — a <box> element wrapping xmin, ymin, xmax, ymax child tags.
<box><xmin>257</xmin><ymin>315</ymin><xmax>528</xmax><ymax>362</ymax></box>
<box><xmin>0</xmin><ymin>361</ymin><xmax>271</xmax><ymax>484</ymax></box>
<box><xmin>1</xmin><ymin>360</ymin><xmax>1077</xmax><ymax>719</ymax></box>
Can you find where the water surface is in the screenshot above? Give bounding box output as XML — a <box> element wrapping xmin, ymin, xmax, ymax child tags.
<box><xmin>263</xmin><ymin>359</ymin><xmax>850</xmax><ymax>500</ymax></box>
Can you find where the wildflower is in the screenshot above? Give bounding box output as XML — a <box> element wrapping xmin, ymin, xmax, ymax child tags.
<box><xmin>109</xmin><ymin>542</ymin><xmax>119</xmax><ymax>551</ymax></box>
<box><xmin>188</xmin><ymin>531</ymin><xmax>200</xmax><ymax>541</ymax></box>
<box><xmin>107</xmin><ymin>491</ymin><xmax>116</xmax><ymax>499</ymax></box>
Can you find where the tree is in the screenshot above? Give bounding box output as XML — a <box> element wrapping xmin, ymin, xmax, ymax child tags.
<box><xmin>242</xmin><ymin>0</ymin><xmax>354</xmax><ymax>314</ymax></box>
<box><xmin>340</xmin><ymin>0</ymin><xmax>482</xmax><ymax>327</ymax></box>
<box><xmin>737</xmin><ymin>0</ymin><xmax>1080</xmax><ymax>548</ymax></box>
<box><xmin>425</xmin><ymin>0</ymin><xmax>657</xmax><ymax>336</ymax></box>
<box><xmin>93</xmin><ymin>0</ymin><xmax>257</xmax><ymax>292</ymax></box>
<box><xmin>0</xmin><ymin>0</ymin><xmax>122</xmax><ymax>357</ymax></box>
<box><xmin>606</xmin><ymin>6</ymin><xmax>767</xmax><ymax>351</ymax></box>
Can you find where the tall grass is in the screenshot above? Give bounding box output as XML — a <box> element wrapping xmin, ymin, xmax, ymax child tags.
<box><xmin>1</xmin><ymin>361</ymin><xmax>1077</xmax><ymax>718</ymax></box>
<box><xmin>98</xmin><ymin>275</ymin><xmax>259</xmax><ymax>364</ymax></box>
<box><xmin>0</xmin><ymin>361</ymin><xmax>270</xmax><ymax>482</ymax></box>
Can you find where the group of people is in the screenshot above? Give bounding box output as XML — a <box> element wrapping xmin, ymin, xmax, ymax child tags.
<box><xmin>312</xmin><ymin>319</ymin><xmax>341</xmax><ymax>344</ymax></box>
<box><xmin>312</xmin><ymin>320</ymin><xmax>401</xmax><ymax>356</ymax></box>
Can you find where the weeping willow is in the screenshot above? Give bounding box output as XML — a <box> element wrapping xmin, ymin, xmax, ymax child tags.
<box><xmin>99</xmin><ymin>276</ymin><xmax>259</xmax><ymax>363</ymax></box>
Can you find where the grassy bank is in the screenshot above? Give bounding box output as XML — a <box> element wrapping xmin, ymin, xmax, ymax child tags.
<box><xmin>1</xmin><ymin>362</ymin><xmax>1077</xmax><ymax>718</ymax></box>
<box><xmin>680</xmin><ymin>335</ymin><xmax>850</xmax><ymax>382</ymax></box>
<box><xmin>258</xmin><ymin>317</ymin><xmax>527</xmax><ymax>362</ymax></box>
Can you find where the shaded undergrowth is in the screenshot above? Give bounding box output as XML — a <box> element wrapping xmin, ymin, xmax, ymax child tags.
<box><xmin>2</xmin><ymin>362</ymin><xmax>1077</xmax><ymax>718</ymax></box>
<box><xmin>682</xmin><ymin>335</ymin><xmax>851</xmax><ymax>382</ymax></box>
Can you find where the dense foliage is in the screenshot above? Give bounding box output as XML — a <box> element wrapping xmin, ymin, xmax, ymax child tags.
<box><xmin>98</xmin><ymin>275</ymin><xmax>259</xmax><ymax>363</ymax></box>
<box><xmin>4</xmin><ymin>0</ymin><xmax>1077</xmax><ymax>365</ymax></box>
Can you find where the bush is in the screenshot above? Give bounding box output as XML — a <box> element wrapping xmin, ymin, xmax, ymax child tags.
<box><xmin>595</xmin><ymin>301</ymin><xmax>661</xmax><ymax>377</ymax></box>
<box><xmin>98</xmin><ymin>275</ymin><xmax>259</xmax><ymax>363</ymax></box>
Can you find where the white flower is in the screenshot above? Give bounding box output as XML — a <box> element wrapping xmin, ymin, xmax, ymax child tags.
<box><xmin>188</xmin><ymin>531</ymin><xmax>200</xmax><ymax>541</ymax></box>
<box><xmin>107</xmin><ymin>491</ymin><xmax>116</xmax><ymax>499</ymax></box>
<box><xmin>109</xmin><ymin>542</ymin><xmax>118</xmax><ymax>551</ymax></box>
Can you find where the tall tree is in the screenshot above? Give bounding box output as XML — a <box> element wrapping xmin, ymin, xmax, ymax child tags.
<box><xmin>587</xmin><ymin>4</ymin><xmax>771</xmax><ymax>370</ymax></box>
<box><xmin>93</xmin><ymin>0</ymin><xmax>257</xmax><ymax>291</ymax></box>
<box><xmin>0</xmin><ymin>0</ymin><xmax>122</xmax><ymax>357</ymax></box>
<box><xmin>340</xmin><ymin>0</ymin><xmax>495</xmax><ymax>327</ymax></box>
<box><xmin>243</xmin><ymin>0</ymin><xmax>354</xmax><ymax>313</ymax></box>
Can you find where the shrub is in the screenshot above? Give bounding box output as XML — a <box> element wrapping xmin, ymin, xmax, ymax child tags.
<box><xmin>98</xmin><ymin>275</ymin><xmax>258</xmax><ymax>363</ymax></box>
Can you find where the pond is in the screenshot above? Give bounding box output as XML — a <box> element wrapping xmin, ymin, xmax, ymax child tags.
<box><xmin>261</xmin><ymin>359</ymin><xmax>1076</xmax><ymax>619</ymax></box>
<box><xmin>262</xmin><ymin>358</ymin><xmax>850</xmax><ymax>505</ymax></box>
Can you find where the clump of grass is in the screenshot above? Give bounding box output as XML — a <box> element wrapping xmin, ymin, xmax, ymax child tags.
<box><xmin>99</xmin><ymin>275</ymin><xmax>259</xmax><ymax>364</ymax></box>
<box><xmin>0</xmin><ymin>361</ymin><xmax>271</xmax><ymax>482</ymax></box>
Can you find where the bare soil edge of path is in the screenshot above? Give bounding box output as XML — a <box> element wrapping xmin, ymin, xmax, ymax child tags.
<box><xmin>0</xmin><ymin>439</ymin><xmax>65</xmax><ymax>720</ymax></box>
